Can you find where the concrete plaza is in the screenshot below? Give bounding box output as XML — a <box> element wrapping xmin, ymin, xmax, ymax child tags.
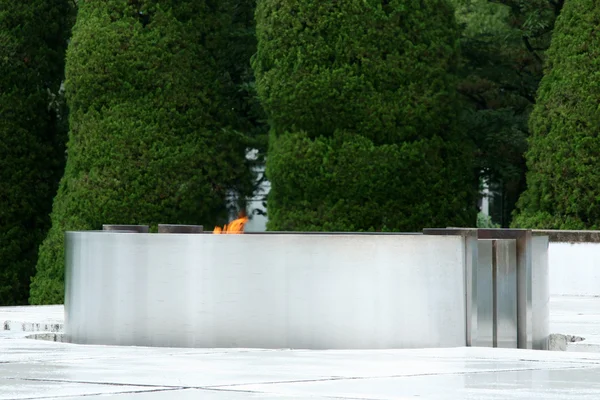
<box><xmin>1</xmin><ymin>296</ymin><xmax>600</xmax><ymax>399</ymax></box>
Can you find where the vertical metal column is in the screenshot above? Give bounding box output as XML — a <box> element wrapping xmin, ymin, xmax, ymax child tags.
<box><xmin>531</xmin><ymin>235</ymin><xmax>550</xmax><ymax>350</ymax></box>
<box><xmin>477</xmin><ymin>240</ymin><xmax>493</xmax><ymax>347</ymax></box>
<box><xmin>478</xmin><ymin>230</ymin><xmax>552</xmax><ymax>350</ymax></box>
<box><xmin>492</xmin><ymin>239</ymin><xmax>518</xmax><ymax>348</ymax></box>
<box><xmin>516</xmin><ymin>231</ymin><xmax>533</xmax><ymax>349</ymax></box>
<box><xmin>478</xmin><ymin>230</ymin><xmax>532</xmax><ymax>349</ymax></box>
<box><xmin>423</xmin><ymin>229</ymin><xmax>478</xmax><ymax>346</ymax></box>
<box><xmin>426</xmin><ymin>228</ymin><xmax>550</xmax><ymax>350</ymax></box>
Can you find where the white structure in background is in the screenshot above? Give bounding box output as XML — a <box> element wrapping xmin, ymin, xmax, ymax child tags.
<box><xmin>548</xmin><ymin>241</ymin><xmax>600</xmax><ymax>296</ymax></box>
<box><xmin>480</xmin><ymin>180</ymin><xmax>491</xmax><ymax>217</ymax></box>
<box><xmin>244</xmin><ymin>149</ymin><xmax>270</xmax><ymax>232</ymax></box>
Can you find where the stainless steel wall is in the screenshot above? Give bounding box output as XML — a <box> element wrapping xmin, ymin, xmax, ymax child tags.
<box><xmin>64</xmin><ymin>232</ymin><xmax>467</xmax><ymax>349</ymax></box>
<box><xmin>493</xmin><ymin>239</ymin><xmax>518</xmax><ymax>349</ymax></box>
<box><xmin>531</xmin><ymin>236</ymin><xmax>550</xmax><ymax>350</ymax></box>
<box><xmin>476</xmin><ymin>239</ymin><xmax>518</xmax><ymax>349</ymax></box>
<box><xmin>424</xmin><ymin>229</ymin><xmax>550</xmax><ymax>350</ymax></box>
<box><xmin>476</xmin><ymin>240</ymin><xmax>493</xmax><ymax>348</ymax></box>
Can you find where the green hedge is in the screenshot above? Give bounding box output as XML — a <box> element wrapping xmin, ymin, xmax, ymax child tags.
<box><xmin>253</xmin><ymin>0</ymin><xmax>476</xmax><ymax>231</ymax></box>
<box><xmin>30</xmin><ymin>1</ymin><xmax>253</xmax><ymax>304</ymax></box>
<box><xmin>0</xmin><ymin>0</ymin><xmax>71</xmax><ymax>305</ymax></box>
<box><xmin>513</xmin><ymin>0</ymin><xmax>600</xmax><ymax>229</ymax></box>
<box><xmin>266</xmin><ymin>131</ymin><xmax>475</xmax><ymax>232</ymax></box>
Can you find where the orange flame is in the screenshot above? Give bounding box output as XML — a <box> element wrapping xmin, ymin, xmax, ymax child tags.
<box><xmin>213</xmin><ymin>215</ymin><xmax>249</xmax><ymax>234</ymax></box>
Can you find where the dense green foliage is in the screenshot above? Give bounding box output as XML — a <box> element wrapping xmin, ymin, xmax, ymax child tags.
<box><xmin>217</xmin><ymin>0</ymin><xmax>269</xmax><ymax>204</ymax></box>
<box><xmin>266</xmin><ymin>131</ymin><xmax>474</xmax><ymax>232</ymax></box>
<box><xmin>452</xmin><ymin>0</ymin><xmax>563</xmax><ymax>226</ymax></box>
<box><xmin>513</xmin><ymin>0</ymin><xmax>600</xmax><ymax>229</ymax></box>
<box><xmin>30</xmin><ymin>0</ymin><xmax>254</xmax><ymax>304</ymax></box>
<box><xmin>0</xmin><ymin>0</ymin><xmax>72</xmax><ymax>305</ymax></box>
<box><xmin>217</xmin><ymin>0</ymin><xmax>267</xmax><ymax>143</ymax></box>
<box><xmin>254</xmin><ymin>0</ymin><xmax>477</xmax><ymax>231</ymax></box>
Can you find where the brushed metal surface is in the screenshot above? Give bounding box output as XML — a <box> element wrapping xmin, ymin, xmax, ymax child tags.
<box><xmin>493</xmin><ymin>239</ymin><xmax>518</xmax><ymax>349</ymax></box>
<box><xmin>516</xmin><ymin>231</ymin><xmax>533</xmax><ymax>349</ymax></box>
<box><xmin>476</xmin><ymin>240</ymin><xmax>493</xmax><ymax>348</ymax></box>
<box><xmin>477</xmin><ymin>230</ymin><xmax>534</xmax><ymax>349</ymax></box>
<box><xmin>424</xmin><ymin>228</ymin><xmax>550</xmax><ymax>350</ymax></box>
<box><xmin>465</xmin><ymin>232</ymin><xmax>478</xmax><ymax>348</ymax></box>
<box><xmin>531</xmin><ymin>235</ymin><xmax>550</xmax><ymax>350</ymax></box>
<box><xmin>423</xmin><ymin>228</ymin><xmax>478</xmax><ymax>346</ymax></box>
<box><xmin>478</xmin><ymin>230</ymin><xmax>533</xmax><ymax>349</ymax></box>
<box><xmin>65</xmin><ymin>232</ymin><xmax>467</xmax><ymax>349</ymax></box>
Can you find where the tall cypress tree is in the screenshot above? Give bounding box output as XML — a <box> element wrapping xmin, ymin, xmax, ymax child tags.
<box><xmin>0</xmin><ymin>0</ymin><xmax>72</xmax><ymax>305</ymax></box>
<box><xmin>253</xmin><ymin>0</ymin><xmax>476</xmax><ymax>231</ymax></box>
<box><xmin>30</xmin><ymin>0</ymin><xmax>253</xmax><ymax>304</ymax></box>
<box><xmin>513</xmin><ymin>0</ymin><xmax>600</xmax><ymax>229</ymax></box>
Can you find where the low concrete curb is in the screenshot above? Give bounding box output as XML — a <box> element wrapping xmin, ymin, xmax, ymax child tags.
<box><xmin>548</xmin><ymin>333</ymin><xmax>585</xmax><ymax>351</ymax></box>
<box><xmin>3</xmin><ymin>320</ymin><xmax>63</xmax><ymax>333</ymax></box>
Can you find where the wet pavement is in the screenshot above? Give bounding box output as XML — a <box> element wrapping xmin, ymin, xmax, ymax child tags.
<box><xmin>1</xmin><ymin>296</ymin><xmax>600</xmax><ymax>399</ymax></box>
<box><xmin>550</xmin><ymin>296</ymin><xmax>600</xmax><ymax>352</ymax></box>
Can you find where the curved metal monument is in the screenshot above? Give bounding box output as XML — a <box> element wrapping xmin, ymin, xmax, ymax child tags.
<box><xmin>64</xmin><ymin>232</ymin><xmax>467</xmax><ymax>349</ymax></box>
<box><xmin>64</xmin><ymin>229</ymin><xmax>549</xmax><ymax>350</ymax></box>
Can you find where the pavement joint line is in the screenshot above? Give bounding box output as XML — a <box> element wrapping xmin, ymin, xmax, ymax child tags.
<box><xmin>0</xmin><ymin>348</ymin><xmax>279</xmax><ymax>364</ymax></box>
<box><xmin>516</xmin><ymin>357</ymin><xmax>600</xmax><ymax>365</ymax></box>
<box><xmin>408</xmin><ymin>355</ymin><xmax>600</xmax><ymax>365</ymax></box>
<box><xmin>7</xmin><ymin>388</ymin><xmax>183</xmax><ymax>400</ymax></box>
<box><xmin>8</xmin><ymin>367</ymin><xmax>586</xmax><ymax>397</ymax></box>
<box><xmin>201</xmin><ymin>365</ymin><xmax>597</xmax><ymax>389</ymax></box>
<box><xmin>4</xmin><ymin>349</ymin><xmax>600</xmax><ymax>366</ymax></box>
<box><xmin>7</xmin><ymin>374</ymin><xmax>394</xmax><ymax>400</ymax></box>
<box><xmin>3</xmin><ymin>377</ymin><xmax>188</xmax><ymax>390</ymax></box>
<box><xmin>198</xmin><ymin>386</ymin><xmax>389</xmax><ymax>400</ymax></box>
<box><xmin>2</xmin><ymin>358</ymin><xmax>598</xmax><ymax>391</ymax></box>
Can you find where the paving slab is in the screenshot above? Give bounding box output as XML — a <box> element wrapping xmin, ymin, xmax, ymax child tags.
<box><xmin>59</xmin><ymin>390</ymin><xmax>319</xmax><ymax>399</ymax></box>
<box><xmin>0</xmin><ymin>305</ymin><xmax>63</xmax><ymax>333</ymax></box>
<box><xmin>1</xmin><ymin>297</ymin><xmax>600</xmax><ymax>399</ymax></box>
<box><xmin>229</xmin><ymin>368</ymin><xmax>600</xmax><ymax>400</ymax></box>
<box><xmin>3</xmin><ymin>337</ymin><xmax>600</xmax><ymax>399</ymax></box>
<box><xmin>0</xmin><ymin>378</ymin><xmax>175</xmax><ymax>400</ymax></box>
<box><xmin>550</xmin><ymin>296</ymin><xmax>600</xmax><ymax>352</ymax></box>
